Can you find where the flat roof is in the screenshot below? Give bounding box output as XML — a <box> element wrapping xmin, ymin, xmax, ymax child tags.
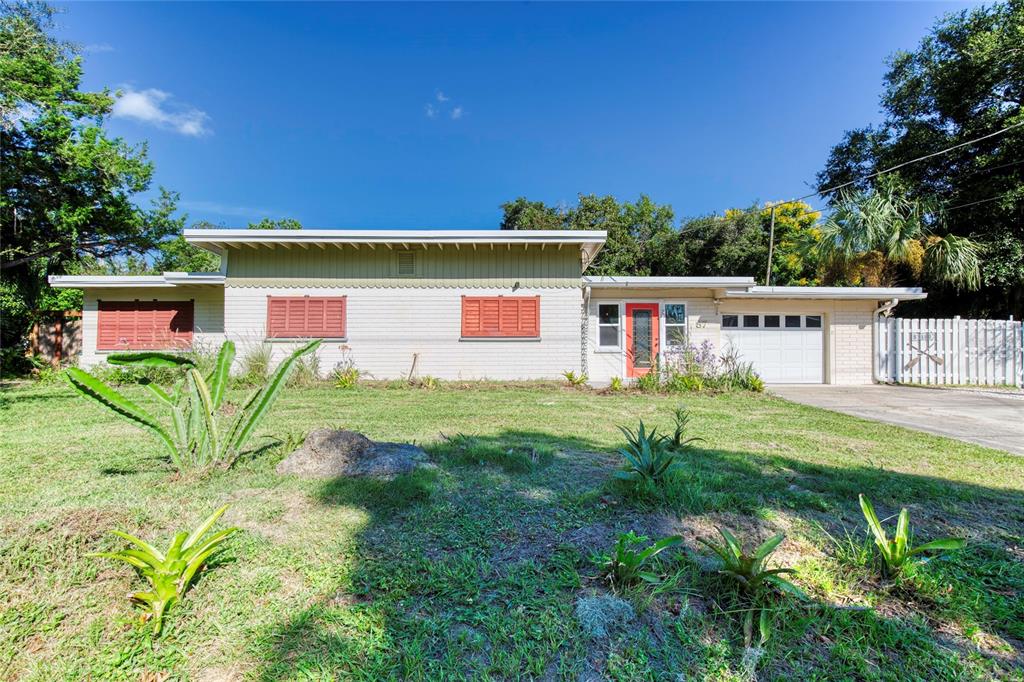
<box><xmin>724</xmin><ymin>286</ymin><xmax>927</xmax><ymax>301</ymax></box>
<box><xmin>585</xmin><ymin>276</ymin><xmax>756</xmax><ymax>289</ymax></box>
<box><xmin>184</xmin><ymin>228</ymin><xmax>607</xmax><ymax>266</ymax></box>
<box><xmin>48</xmin><ymin>272</ymin><xmax>225</xmax><ymax>289</ymax></box>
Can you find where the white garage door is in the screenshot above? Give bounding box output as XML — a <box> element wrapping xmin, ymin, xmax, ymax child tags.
<box><xmin>721</xmin><ymin>313</ymin><xmax>823</xmax><ymax>384</ymax></box>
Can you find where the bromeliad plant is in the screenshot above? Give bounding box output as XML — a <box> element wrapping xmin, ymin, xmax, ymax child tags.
<box><xmin>90</xmin><ymin>505</ymin><xmax>238</xmax><ymax>635</ymax></box>
<box><xmin>669</xmin><ymin>405</ymin><xmax>705</xmax><ymax>451</ymax></box>
<box><xmin>594</xmin><ymin>531</ymin><xmax>682</xmax><ymax>591</ymax></box>
<box><xmin>614</xmin><ymin>419</ymin><xmax>681</xmax><ymax>487</ymax></box>
<box><xmin>858</xmin><ymin>494</ymin><xmax>965</xmax><ymax>578</ymax></box>
<box><xmin>699</xmin><ymin>528</ymin><xmax>807</xmax><ymax>647</ymax></box>
<box><xmin>65</xmin><ymin>340</ymin><xmax>321</xmax><ymax>471</ymax></box>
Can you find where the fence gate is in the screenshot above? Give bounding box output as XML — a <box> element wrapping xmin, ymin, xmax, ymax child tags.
<box><xmin>879</xmin><ymin>317</ymin><xmax>1024</xmax><ymax>387</ymax></box>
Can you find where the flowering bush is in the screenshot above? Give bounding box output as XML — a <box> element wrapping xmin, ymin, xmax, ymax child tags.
<box><xmin>660</xmin><ymin>340</ymin><xmax>764</xmax><ymax>393</ymax></box>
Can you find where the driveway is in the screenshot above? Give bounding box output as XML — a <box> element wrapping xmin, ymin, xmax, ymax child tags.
<box><xmin>771</xmin><ymin>384</ymin><xmax>1024</xmax><ymax>456</ymax></box>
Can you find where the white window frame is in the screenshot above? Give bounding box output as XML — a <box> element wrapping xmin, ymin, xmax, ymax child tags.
<box><xmin>595</xmin><ymin>301</ymin><xmax>622</xmax><ymax>352</ymax></box>
<box><xmin>726</xmin><ymin>313</ymin><xmax>824</xmax><ymax>330</ymax></box>
<box><xmin>662</xmin><ymin>301</ymin><xmax>688</xmax><ymax>350</ymax></box>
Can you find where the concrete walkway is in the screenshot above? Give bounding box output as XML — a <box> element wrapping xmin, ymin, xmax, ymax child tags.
<box><xmin>770</xmin><ymin>384</ymin><xmax>1024</xmax><ymax>456</ymax></box>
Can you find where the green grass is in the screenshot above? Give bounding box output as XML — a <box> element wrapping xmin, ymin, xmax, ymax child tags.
<box><xmin>1</xmin><ymin>380</ymin><xmax>1022</xmax><ymax>680</ymax></box>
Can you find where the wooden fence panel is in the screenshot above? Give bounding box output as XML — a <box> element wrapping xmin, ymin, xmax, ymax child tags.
<box><xmin>880</xmin><ymin>316</ymin><xmax>1023</xmax><ymax>387</ymax></box>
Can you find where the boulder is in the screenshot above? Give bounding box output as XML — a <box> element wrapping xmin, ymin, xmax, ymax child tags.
<box><xmin>276</xmin><ymin>428</ymin><xmax>429</xmax><ymax>479</ymax></box>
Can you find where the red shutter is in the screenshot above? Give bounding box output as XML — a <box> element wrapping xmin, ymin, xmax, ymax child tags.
<box><xmin>461</xmin><ymin>296</ymin><xmax>540</xmax><ymax>338</ymax></box>
<box><xmin>97</xmin><ymin>300</ymin><xmax>194</xmax><ymax>350</ymax></box>
<box><xmin>266</xmin><ymin>296</ymin><xmax>346</xmax><ymax>338</ymax></box>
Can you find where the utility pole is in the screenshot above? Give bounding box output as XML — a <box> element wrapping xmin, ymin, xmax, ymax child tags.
<box><xmin>764</xmin><ymin>204</ymin><xmax>777</xmax><ymax>286</ymax></box>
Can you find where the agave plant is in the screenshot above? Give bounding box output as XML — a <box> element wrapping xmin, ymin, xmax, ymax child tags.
<box><xmin>858</xmin><ymin>494</ymin><xmax>965</xmax><ymax>577</ymax></box>
<box><xmin>594</xmin><ymin>531</ymin><xmax>682</xmax><ymax>591</ymax></box>
<box><xmin>699</xmin><ymin>528</ymin><xmax>807</xmax><ymax>647</ymax></box>
<box><xmin>65</xmin><ymin>339</ymin><xmax>320</xmax><ymax>471</ymax></box>
<box><xmin>614</xmin><ymin>419</ymin><xmax>680</xmax><ymax>486</ymax></box>
<box><xmin>90</xmin><ymin>505</ymin><xmax>238</xmax><ymax>635</ymax></box>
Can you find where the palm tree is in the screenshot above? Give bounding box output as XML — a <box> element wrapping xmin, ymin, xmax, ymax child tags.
<box><xmin>813</xmin><ymin>178</ymin><xmax>981</xmax><ymax>290</ymax></box>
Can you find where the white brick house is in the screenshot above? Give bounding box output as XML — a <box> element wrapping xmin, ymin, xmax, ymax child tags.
<box><xmin>51</xmin><ymin>229</ymin><xmax>925</xmax><ymax>384</ymax></box>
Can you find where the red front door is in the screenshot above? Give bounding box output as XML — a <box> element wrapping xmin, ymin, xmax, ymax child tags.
<box><xmin>625</xmin><ymin>303</ymin><xmax>659</xmax><ymax>378</ymax></box>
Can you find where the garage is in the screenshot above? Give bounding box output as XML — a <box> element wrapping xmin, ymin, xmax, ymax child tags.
<box><xmin>721</xmin><ymin>313</ymin><xmax>824</xmax><ymax>383</ymax></box>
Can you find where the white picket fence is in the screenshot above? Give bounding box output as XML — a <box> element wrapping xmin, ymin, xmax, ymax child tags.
<box><xmin>879</xmin><ymin>316</ymin><xmax>1024</xmax><ymax>387</ymax></box>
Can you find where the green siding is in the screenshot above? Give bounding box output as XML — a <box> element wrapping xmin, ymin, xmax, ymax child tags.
<box><xmin>225</xmin><ymin>244</ymin><xmax>582</xmax><ymax>289</ymax></box>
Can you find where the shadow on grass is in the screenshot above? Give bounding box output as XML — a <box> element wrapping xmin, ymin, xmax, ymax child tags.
<box><xmin>251</xmin><ymin>428</ymin><xmax>1024</xmax><ymax>680</ymax></box>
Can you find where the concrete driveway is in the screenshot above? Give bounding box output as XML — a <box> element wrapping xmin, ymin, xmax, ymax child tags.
<box><xmin>770</xmin><ymin>384</ymin><xmax>1024</xmax><ymax>456</ymax></box>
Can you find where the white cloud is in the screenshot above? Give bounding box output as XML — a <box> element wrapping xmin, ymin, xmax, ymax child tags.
<box><xmin>112</xmin><ymin>88</ymin><xmax>211</xmax><ymax>137</ymax></box>
<box><xmin>425</xmin><ymin>91</ymin><xmax>465</xmax><ymax>121</ymax></box>
<box><xmin>83</xmin><ymin>43</ymin><xmax>115</xmax><ymax>53</ymax></box>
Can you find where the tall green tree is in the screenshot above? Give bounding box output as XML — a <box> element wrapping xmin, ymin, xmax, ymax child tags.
<box><xmin>500</xmin><ymin>194</ymin><xmax>676</xmax><ymax>275</ymax></box>
<box><xmin>0</xmin><ymin>2</ymin><xmax>179</xmax><ymax>346</ymax></box>
<box><xmin>817</xmin><ymin>0</ymin><xmax>1024</xmax><ymax>316</ymax></box>
<box><xmin>247</xmin><ymin>218</ymin><xmax>302</xmax><ymax>230</ymax></box>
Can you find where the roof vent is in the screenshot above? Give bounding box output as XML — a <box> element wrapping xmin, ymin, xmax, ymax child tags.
<box><xmin>397</xmin><ymin>250</ymin><xmax>416</xmax><ymax>276</ymax></box>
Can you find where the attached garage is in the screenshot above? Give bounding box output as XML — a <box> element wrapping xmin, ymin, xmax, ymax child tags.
<box><xmin>721</xmin><ymin>313</ymin><xmax>824</xmax><ymax>384</ymax></box>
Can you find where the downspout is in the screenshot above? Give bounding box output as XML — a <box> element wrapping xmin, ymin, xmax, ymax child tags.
<box><xmin>581</xmin><ymin>284</ymin><xmax>591</xmax><ymax>378</ymax></box>
<box><xmin>873</xmin><ymin>298</ymin><xmax>899</xmax><ymax>384</ymax></box>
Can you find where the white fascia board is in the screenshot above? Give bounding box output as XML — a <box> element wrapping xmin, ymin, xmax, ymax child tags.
<box><xmin>184</xmin><ymin>228</ymin><xmax>607</xmax><ymax>246</ymax></box>
<box><xmin>48</xmin><ymin>273</ymin><xmax>224</xmax><ymax>289</ymax></box>
<box><xmin>584</xmin><ymin>276</ymin><xmax>757</xmax><ymax>289</ymax></box>
<box><xmin>725</xmin><ymin>286</ymin><xmax>927</xmax><ymax>300</ymax></box>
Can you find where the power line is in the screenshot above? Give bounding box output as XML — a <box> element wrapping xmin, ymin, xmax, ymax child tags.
<box><xmin>946</xmin><ymin>192</ymin><xmax>1022</xmax><ymax>212</ymax></box>
<box><xmin>774</xmin><ymin>118</ymin><xmax>1024</xmax><ymax>209</ymax></box>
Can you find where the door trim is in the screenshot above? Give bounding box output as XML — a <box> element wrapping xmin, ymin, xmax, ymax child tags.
<box><xmin>625</xmin><ymin>302</ymin><xmax>660</xmax><ymax>378</ymax></box>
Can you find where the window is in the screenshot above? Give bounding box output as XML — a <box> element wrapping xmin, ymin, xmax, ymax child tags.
<box><xmin>664</xmin><ymin>303</ymin><xmax>687</xmax><ymax>347</ymax></box>
<box><xmin>785</xmin><ymin>315</ymin><xmax>801</xmax><ymax>328</ymax></box>
<box><xmin>764</xmin><ymin>315</ymin><xmax>780</xmax><ymax>328</ymax></box>
<box><xmin>743</xmin><ymin>315</ymin><xmax>760</xmax><ymax>328</ymax></box>
<box><xmin>267</xmin><ymin>296</ymin><xmax>346</xmax><ymax>338</ymax></box>
<box><xmin>461</xmin><ymin>296</ymin><xmax>540</xmax><ymax>338</ymax></box>
<box><xmin>722</xmin><ymin>314</ymin><xmax>739</xmax><ymax>328</ymax></box>
<box><xmin>805</xmin><ymin>315</ymin><xmax>822</xmax><ymax>328</ymax></box>
<box><xmin>397</xmin><ymin>250</ymin><xmax>416</xmax><ymax>276</ymax></box>
<box><xmin>97</xmin><ymin>300</ymin><xmax>194</xmax><ymax>351</ymax></box>
<box><xmin>597</xmin><ymin>303</ymin><xmax>620</xmax><ymax>348</ymax></box>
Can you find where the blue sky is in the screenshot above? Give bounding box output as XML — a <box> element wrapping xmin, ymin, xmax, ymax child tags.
<box><xmin>56</xmin><ymin>1</ymin><xmax>981</xmax><ymax>230</ymax></box>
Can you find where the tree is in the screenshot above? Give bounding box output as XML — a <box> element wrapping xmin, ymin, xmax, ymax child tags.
<box><xmin>0</xmin><ymin>2</ymin><xmax>179</xmax><ymax>346</ymax></box>
<box><xmin>817</xmin><ymin>0</ymin><xmax>1024</xmax><ymax>316</ymax></box>
<box><xmin>247</xmin><ymin>218</ymin><xmax>302</xmax><ymax>230</ymax></box>
<box><xmin>812</xmin><ymin>178</ymin><xmax>981</xmax><ymax>289</ymax></box>
<box><xmin>499</xmin><ymin>194</ymin><xmax>676</xmax><ymax>275</ymax></box>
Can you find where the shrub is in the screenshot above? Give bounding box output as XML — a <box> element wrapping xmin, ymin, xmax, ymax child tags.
<box><xmin>64</xmin><ymin>340</ymin><xmax>320</xmax><ymax>471</ymax></box>
<box><xmin>332</xmin><ymin>364</ymin><xmax>360</xmax><ymax>389</ymax></box>
<box><xmin>698</xmin><ymin>528</ymin><xmax>807</xmax><ymax>647</ymax></box>
<box><xmin>593</xmin><ymin>531</ymin><xmax>682</xmax><ymax>591</ymax></box>
<box><xmin>669</xmin><ymin>405</ymin><xmax>704</xmax><ymax>451</ymax></box>
<box><xmin>609</xmin><ymin>376</ymin><xmax>624</xmax><ymax>392</ymax></box>
<box><xmin>288</xmin><ymin>350</ymin><xmax>323</xmax><ymax>387</ymax></box>
<box><xmin>665</xmin><ymin>372</ymin><xmax>703</xmax><ymax>393</ymax></box>
<box><xmin>237</xmin><ymin>342</ymin><xmax>272</xmax><ymax>386</ymax></box>
<box><xmin>415</xmin><ymin>375</ymin><xmax>440</xmax><ymax>389</ymax></box>
<box><xmin>859</xmin><ymin>494</ymin><xmax>965</xmax><ymax>578</ymax></box>
<box><xmin>562</xmin><ymin>369</ymin><xmax>588</xmax><ymax>387</ymax></box>
<box><xmin>614</xmin><ymin>419</ymin><xmax>681</xmax><ymax>487</ymax></box>
<box><xmin>662</xmin><ymin>341</ymin><xmax>764</xmax><ymax>393</ymax></box>
<box><xmin>90</xmin><ymin>505</ymin><xmax>238</xmax><ymax>635</ymax></box>
<box><xmin>634</xmin><ymin>365</ymin><xmax>662</xmax><ymax>393</ymax></box>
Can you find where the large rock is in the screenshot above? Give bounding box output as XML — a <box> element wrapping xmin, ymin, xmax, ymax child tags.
<box><xmin>276</xmin><ymin>428</ymin><xmax>429</xmax><ymax>479</ymax></box>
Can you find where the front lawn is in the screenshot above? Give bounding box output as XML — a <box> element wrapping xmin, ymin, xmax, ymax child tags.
<box><xmin>1</xmin><ymin>381</ymin><xmax>1022</xmax><ymax>680</ymax></box>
